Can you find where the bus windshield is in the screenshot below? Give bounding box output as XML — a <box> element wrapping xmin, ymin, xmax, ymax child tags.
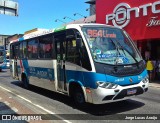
<box><xmin>82</xmin><ymin>26</ymin><xmax>142</xmax><ymax>65</ymax></box>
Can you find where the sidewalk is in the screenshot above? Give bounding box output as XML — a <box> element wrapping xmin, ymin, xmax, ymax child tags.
<box><xmin>149</xmin><ymin>80</ymin><xmax>160</xmax><ymax>88</ymax></box>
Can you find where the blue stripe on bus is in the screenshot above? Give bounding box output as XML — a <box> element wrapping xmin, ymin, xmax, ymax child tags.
<box><xmin>66</xmin><ymin>69</ymin><xmax>148</xmax><ymax>89</ymax></box>
<box><xmin>19</xmin><ymin>37</ymin><xmax>24</xmax><ymax>41</ymax></box>
<box><xmin>66</xmin><ymin>70</ymin><xmax>106</xmax><ymax>89</ymax></box>
<box><xmin>106</xmin><ymin>70</ymin><xmax>148</xmax><ymax>86</ymax></box>
<box><xmin>17</xmin><ymin>64</ymin><xmax>147</xmax><ymax>89</ymax></box>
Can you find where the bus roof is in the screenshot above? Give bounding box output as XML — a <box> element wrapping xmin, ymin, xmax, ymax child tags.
<box><xmin>23</xmin><ymin>28</ymin><xmax>54</xmax><ymax>40</ymax></box>
<box><xmin>65</xmin><ymin>23</ymin><xmax>120</xmax><ymax>29</ymax></box>
<box><xmin>10</xmin><ymin>23</ymin><xmax>120</xmax><ymax>43</ymax></box>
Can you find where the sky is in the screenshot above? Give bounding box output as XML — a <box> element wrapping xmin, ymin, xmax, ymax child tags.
<box><xmin>0</xmin><ymin>0</ymin><xmax>89</xmax><ymax>35</ymax></box>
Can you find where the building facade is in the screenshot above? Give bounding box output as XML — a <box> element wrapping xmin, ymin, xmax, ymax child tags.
<box><xmin>96</xmin><ymin>0</ymin><xmax>160</xmax><ymax>61</ymax></box>
<box><xmin>0</xmin><ymin>35</ymin><xmax>10</xmax><ymax>49</ymax></box>
<box><xmin>85</xmin><ymin>0</ymin><xmax>96</xmax><ymax>16</ymax></box>
<box><xmin>6</xmin><ymin>34</ymin><xmax>23</xmax><ymax>45</ymax></box>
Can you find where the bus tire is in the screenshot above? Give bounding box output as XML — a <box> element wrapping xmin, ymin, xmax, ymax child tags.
<box><xmin>0</xmin><ymin>69</ymin><xmax>1</xmax><ymax>72</ymax></box>
<box><xmin>22</xmin><ymin>75</ymin><xmax>29</xmax><ymax>89</ymax></box>
<box><xmin>73</xmin><ymin>86</ymin><xmax>86</xmax><ymax>107</ymax></box>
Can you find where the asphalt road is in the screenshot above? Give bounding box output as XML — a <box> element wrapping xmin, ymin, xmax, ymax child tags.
<box><xmin>0</xmin><ymin>69</ymin><xmax>160</xmax><ymax>123</ymax></box>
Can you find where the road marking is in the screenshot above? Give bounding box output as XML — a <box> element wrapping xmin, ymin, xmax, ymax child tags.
<box><xmin>11</xmin><ymin>107</ymin><xmax>18</xmax><ymax>112</ymax></box>
<box><xmin>1</xmin><ymin>100</ymin><xmax>18</xmax><ymax>113</ymax></box>
<box><xmin>0</xmin><ymin>85</ymin><xmax>72</xmax><ymax>123</ymax></box>
<box><xmin>35</xmin><ymin>104</ymin><xmax>55</xmax><ymax>114</ymax></box>
<box><xmin>4</xmin><ymin>101</ymin><xmax>10</xmax><ymax>106</ymax></box>
<box><xmin>0</xmin><ymin>86</ymin><xmax>12</xmax><ymax>93</ymax></box>
<box><xmin>35</xmin><ymin>104</ymin><xmax>71</xmax><ymax>123</ymax></box>
<box><xmin>17</xmin><ymin>95</ymin><xmax>32</xmax><ymax>103</ymax></box>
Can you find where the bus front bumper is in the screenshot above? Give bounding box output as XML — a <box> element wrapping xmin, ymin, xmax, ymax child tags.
<box><xmin>88</xmin><ymin>81</ymin><xmax>149</xmax><ymax>104</ymax></box>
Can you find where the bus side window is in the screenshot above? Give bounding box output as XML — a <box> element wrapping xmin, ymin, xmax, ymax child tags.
<box><xmin>66</xmin><ymin>29</ymin><xmax>80</xmax><ymax>65</ymax></box>
<box><xmin>28</xmin><ymin>39</ymin><xmax>38</xmax><ymax>59</ymax></box>
<box><xmin>39</xmin><ymin>35</ymin><xmax>53</xmax><ymax>59</ymax></box>
<box><xmin>14</xmin><ymin>43</ymin><xmax>20</xmax><ymax>59</ymax></box>
<box><xmin>77</xmin><ymin>38</ymin><xmax>92</xmax><ymax>71</ymax></box>
<box><xmin>66</xmin><ymin>29</ymin><xmax>92</xmax><ymax>70</ymax></box>
<box><xmin>23</xmin><ymin>41</ymin><xmax>27</xmax><ymax>58</ymax></box>
<box><xmin>19</xmin><ymin>42</ymin><xmax>23</xmax><ymax>58</ymax></box>
<box><xmin>19</xmin><ymin>41</ymin><xmax>27</xmax><ymax>58</ymax></box>
<box><xmin>66</xmin><ymin>39</ymin><xmax>80</xmax><ymax>65</ymax></box>
<box><xmin>54</xmin><ymin>32</ymin><xmax>66</xmax><ymax>61</ymax></box>
<box><xmin>10</xmin><ymin>44</ymin><xmax>13</xmax><ymax>59</ymax></box>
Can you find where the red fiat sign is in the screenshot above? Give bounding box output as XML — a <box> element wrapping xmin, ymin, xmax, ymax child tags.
<box><xmin>96</xmin><ymin>0</ymin><xmax>160</xmax><ymax>40</ymax></box>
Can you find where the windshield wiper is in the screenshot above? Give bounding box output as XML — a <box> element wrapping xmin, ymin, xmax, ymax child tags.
<box><xmin>116</xmin><ymin>40</ymin><xmax>139</xmax><ymax>68</ymax></box>
<box><xmin>109</xmin><ymin>38</ymin><xmax>121</xmax><ymax>65</ymax></box>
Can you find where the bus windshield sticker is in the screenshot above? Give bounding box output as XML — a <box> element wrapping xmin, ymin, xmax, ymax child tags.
<box><xmin>72</xmin><ymin>40</ymin><xmax>76</xmax><ymax>47</ymax></box>
<box><xmin>97</xmin><ymin>54</ymin><xmax>129</xmax><ymax>64</ymax></box>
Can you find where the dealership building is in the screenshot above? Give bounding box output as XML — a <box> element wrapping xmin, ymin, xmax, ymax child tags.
<box><xmin>86</xmin><ymin>0</ymin><xmax>160</xmax><ymax>60</ymax></box>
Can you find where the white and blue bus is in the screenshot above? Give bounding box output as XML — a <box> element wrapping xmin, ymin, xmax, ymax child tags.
<box><xmin>10</xmin><ymin>24</ymin><xmax>149</xmax><ymax>105</ymax></box>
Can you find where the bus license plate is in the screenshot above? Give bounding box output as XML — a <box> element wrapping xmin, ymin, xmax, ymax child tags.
<box><xmin>127</xmin><ymin>89</ymin><xmax>137</xmax><ymax>95</ymax></box>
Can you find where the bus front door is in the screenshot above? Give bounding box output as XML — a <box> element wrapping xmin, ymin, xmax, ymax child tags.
<box><xmin>56</xmin><ymin>39</ymin><xmax>67</xmax><ymax>93</ymax></box>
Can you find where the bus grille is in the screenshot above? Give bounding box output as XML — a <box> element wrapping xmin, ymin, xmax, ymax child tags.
<box><xmin>105</xmin><ymin>61</ymin><xmax>145</xmax><ymax>77</ymax></box>
<box><xmin>113</xmin><ymin>87</ymin><xmax>144</xmax><ymax>100</ymax></box>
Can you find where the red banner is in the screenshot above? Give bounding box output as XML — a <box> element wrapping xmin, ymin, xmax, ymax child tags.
<box><xmin>96</xmin><ymin>0</ymin><xmax>160</xmax><ymax>40</ymax></box>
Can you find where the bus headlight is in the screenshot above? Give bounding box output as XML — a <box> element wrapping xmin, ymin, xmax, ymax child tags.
<box><xmin>142</xmin><ymin>76</ymin><xmax>149</xmax><ymax>83</ymax></box>
<box><xmin>96</xmin><ymin>81</ymin><xmax>118</xmax><ymax>89</ymax></box>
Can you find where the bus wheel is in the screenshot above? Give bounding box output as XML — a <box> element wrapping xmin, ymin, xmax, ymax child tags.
<box><xmin>22</xmin><ymin>75</ymin><xmax>29</xmax><ymax>89</ymax></box>
<box><xmin>73</xmin><ymin>87</ymin><xmax>85</xmax><ymax>107</ymax></box>
<box><xmin>0</xmin><ymin>69</ymin><xmax>1</xmax><ymax>72</ymax></box>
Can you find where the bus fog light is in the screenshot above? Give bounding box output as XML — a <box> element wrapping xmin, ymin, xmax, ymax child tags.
<box><xmin>96</xmin><ymin>81</ymin><xmax>118</xmax><ymax>89</ymax></box>
<box><xmin>142</xmin><ymin>76</ymin><xmax>149</xmax><ymax>83</ymax></box>
<box><xmin>108</xmin><ymin>84</ymin><xmax>118</xmax><ymax>89</ymax></box>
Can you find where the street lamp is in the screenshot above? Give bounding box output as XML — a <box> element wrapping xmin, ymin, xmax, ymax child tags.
<box><xmin>55</xmin><ymin>19</ymin><xmax>66</xmax><ymax>24</ymax></box>
<box><xmin>73</xmin><ymin>13</ymin><xmax>87</xmax><ymax>18</ymax></box>
<box><xmin>74</xmin><ymin>13</ymin><xmax>87</xmax><ymax>23</ymax></box>
<box><xmin>86</xmin><ymin>8</ymin><xmax>89</xmax><ymax>11</ymax></box>
<box><xmin>63</xmin><ymin>16</ymin><xmax>75</xmax><ymax>21</ymax></box>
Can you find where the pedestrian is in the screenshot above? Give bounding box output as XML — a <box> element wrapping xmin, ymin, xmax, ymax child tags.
<box><xmin>146</xmin><ymin>58</ymin><xmax>154</xmax><ymax>81</ymax></box>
